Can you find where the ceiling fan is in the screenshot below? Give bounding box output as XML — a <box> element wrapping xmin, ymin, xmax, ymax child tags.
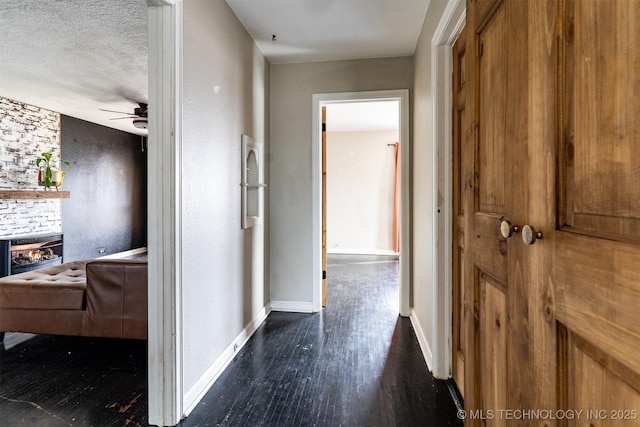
<box><xmin>100</xmin><ymin>102</ymin><xmax>148</xmax><ymax>129</ymax></box>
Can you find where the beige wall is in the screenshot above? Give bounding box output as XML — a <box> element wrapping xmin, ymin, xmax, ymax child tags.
<box><xmin>181</xmin><ymin>0</ymin><xmax>269</xmax><ymax>404</ymax></box>
<box><xmin>411</xmin><ymin>0</ymin><xmax>449</xmax><ymax>365</ymax></box>
<box><xmin>269</xmin><ymin>57</ymin><xmax>413</xmax><ymax>304</ymax></box>
<box><xmin>326</xmin><ymin>130</ymin><xmax>399</xmax><ymax>254</ymax></box>
<box><xmin>327</xmin><ymin>130</ymin><xmax>400</xmax><ymax>254</ymax></box>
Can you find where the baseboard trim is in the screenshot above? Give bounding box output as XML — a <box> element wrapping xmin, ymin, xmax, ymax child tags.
<box><xmin>327</xmin><ymin>248</ymin><xmax>399</xmax><ymax>256</ymax></box>
<box><xmin>410</xmin><ymin>309</ymin><xmax>433</xmax><ymax>372</ymax></box>
<box><xmin>270</xmin><ymin>300</ymin><xmax>314</xmax><ymax>313</ymax></box>
<box><xmin>182</xmin><ymin>302</ymin><xmax>271</xmax><ymax>417</ymax></box>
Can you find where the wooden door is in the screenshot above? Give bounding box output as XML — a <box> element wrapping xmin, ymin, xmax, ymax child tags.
<box><xmin>322</xmin><ymin>106</ymin><xmax>327</xmax><ymax>307</ymax></box>
<box><xmin>463</xmin><ymin>0</ymin><xmax>532</xmax><ymax>420</ymax></box>
<box><xmin>452</xmin><ymin>24</ymin><xmax>467</xmax><ymax>398</ymax></box>
<box><xmin>462</xmin><ymin>0</ymin><xmax>640</xmax><ymax>424</ymax></box>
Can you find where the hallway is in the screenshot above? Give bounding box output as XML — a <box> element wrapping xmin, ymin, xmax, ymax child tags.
<box><xmin>180</xmin><ymin>254</ymin><xmax>462</xmax><ymax>426</ymax></box>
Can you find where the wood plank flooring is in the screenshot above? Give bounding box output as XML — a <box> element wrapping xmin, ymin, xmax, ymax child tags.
<box><xmin>180</xmin><ymin>255</ymin><xmax>462</xmax><ymax>426</ymax></box>
<box><xmin>0</xmin><ymin>254</ymin><xmax>462</xmax><ymax>426</ymax></box>
<box><xmin>0</xmin><ymin>334</ymin><xmax>148</xmax><ymax>426</ymax></box>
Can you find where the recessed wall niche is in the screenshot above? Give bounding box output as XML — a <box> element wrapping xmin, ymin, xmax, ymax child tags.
<box><xmin>241</xmin><ymin>134</ymin><xmax>263</xmax><ymax>229</ymax></box>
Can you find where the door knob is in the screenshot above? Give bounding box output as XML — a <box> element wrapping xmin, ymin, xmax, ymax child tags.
<box><xmin>522</xmin><ymin>225</ymin><xmax>542</xmax><ymax>245</ymax></box>
<box><xmin>500</xmin><ymin>220</ymin><xmax>520</xmax><ymax>238</ymax></box>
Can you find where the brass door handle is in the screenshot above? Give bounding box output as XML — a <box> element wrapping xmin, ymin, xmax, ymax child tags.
<box><xmin>500</xmin><ymin>220</ymin><xmax>520</xmax><ymax>238</ymax></box>
<box><xmin>522</xmin><ymin>225</ymin><xmax>542</xmax><ymax>245</ymax></box>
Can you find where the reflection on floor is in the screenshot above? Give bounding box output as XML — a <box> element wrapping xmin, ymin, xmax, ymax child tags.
<box><xmin>2</xmin><ymin>332</ymin><xmax>37</xmax><ymax>350</ymax></box>
<box><xmin>0</xmin><ymin>254</ymin><xmax>462</xmax><ymax>426</ymax></box>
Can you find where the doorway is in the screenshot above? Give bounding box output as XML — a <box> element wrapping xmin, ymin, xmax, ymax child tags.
<box><xmin>312</xmin><ymin>90</ymin><xmax>410</xmax><ymax>316</ymax></box>
<box><xmin>324</xmin><ymin>101</ymin><xmax>400</xmax><ymax>257</ymax></box>
<box><xmin>324</xmin><ymin>100</ymin><xmax>401</xmax><ymax>308</ymax></box>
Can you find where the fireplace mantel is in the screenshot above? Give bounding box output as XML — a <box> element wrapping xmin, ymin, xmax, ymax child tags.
<box><xmin>0</xmin><ymin>191</ymin><xmax>70</xmax><ymax>200</ymax></box>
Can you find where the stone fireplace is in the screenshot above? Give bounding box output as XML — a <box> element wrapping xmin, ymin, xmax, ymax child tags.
<box><xmin>0</xmin><ymin>96</ymin><xmax>63</xmax><ymax>238</ymax></box>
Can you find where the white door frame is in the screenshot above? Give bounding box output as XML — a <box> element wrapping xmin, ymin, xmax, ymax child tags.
<box><xmin>430</xmin><ymin>0</ymin><xmax>466</xmax><ymax>379</ymax></box>
<box><xmin>312</xmin><ymin>90</ymin><xmax>411</xmax><ymax>315</ymax></box>
<box><xmin>147</xmin><ymin>0</ymin><xmax>183</xmax><ymax>425</ymax></box>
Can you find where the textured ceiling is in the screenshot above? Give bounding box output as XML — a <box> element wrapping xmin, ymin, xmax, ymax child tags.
<box><xmin>0</xmin><ymin>0</ymin><xmax>430</xmax><ymax>136</ymax></box>
<box><xmin>0</xmin><ymin>0</ymin><xmax>148</xmax><ymax>135</ymax></box>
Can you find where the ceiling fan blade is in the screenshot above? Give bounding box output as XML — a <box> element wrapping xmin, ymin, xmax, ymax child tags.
<box><xmin>109</xmin><ymin>116</ymin><xmax>139</xmax><ymax>120</ymax></box>
<box><xmin>100</xmin><ymin>108</ymin><xmax>134</xmax><ymax>115</ymax></box>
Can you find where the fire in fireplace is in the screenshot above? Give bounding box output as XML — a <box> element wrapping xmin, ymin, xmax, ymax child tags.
<box><xmin>13</xmin><ymin>247</ymin><xmax>58</xmax><ymax>266</ymax></box>
<box><xmin>0</xmin><ymin>234</ymin><xmax>63</xmax><ymax>277</ymax></box>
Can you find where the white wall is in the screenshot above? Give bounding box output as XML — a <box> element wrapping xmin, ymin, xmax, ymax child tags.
<box><xmin>326</xmin><ymin>130</ymin><xmax>398</xmax><ymax>255</ymax></box>
<box><xmin>411</xmin><ymin>0</ymin><xmax>449</xmax><ymax>370</ymax></box>
<box><xmin>181</xmin><ymin>0</ymin><xmax>269</xmax><ymax>412</ymax></box>
<box><xmin>269</xmin><ymin>57</ymin><xmax>413</xmax><ymax>306</ymax></box>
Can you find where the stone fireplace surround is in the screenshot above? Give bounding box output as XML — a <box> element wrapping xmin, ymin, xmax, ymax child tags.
<box><xmin>0</xmin><ymin>96</ymin><xmax>63</xmax><ymax>237</ymax></box>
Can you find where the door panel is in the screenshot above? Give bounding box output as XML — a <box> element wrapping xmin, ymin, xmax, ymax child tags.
<box><xmin>555</xmin><ymin>233</ymin><xmax>640</xmax><ymax>374</ymax></box>
<box><xmin>562</xmin><ymin>0</ymin><xmax>640</xmax><ymax>239</ymax></box>
<box><xmin>478</xmin><ymin>273</ymin><xmax>507</xmax><ymax>425</ymax></box>
<box><xmin>477</xmin><ymin>3</ymin><xmax>507</xmax><ymax>213</ymax></box>
<box><xmin>453</xmin><ymin>245</ymin><xmax>466</xmax><ymax>396</ymax></box>
<box><xmin>567</xmin><ymin>333</ymin><xmax>640</xmax><ymax>426</ymax></box>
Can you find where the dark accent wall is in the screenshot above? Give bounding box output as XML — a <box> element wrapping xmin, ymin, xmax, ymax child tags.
<box><xmin>61</xmin><ymin>116</ymin><xmax>147</xmax><ymax>261</ymax></box>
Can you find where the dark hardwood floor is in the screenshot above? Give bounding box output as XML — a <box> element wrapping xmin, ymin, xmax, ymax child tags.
<box><xmin>180</xmin><ymin>255</ymin><xmax>462</xmax><ymax>427</ymax></box>
<box><xmin>0</xmin><ymin>254</ymin><xmax>462</xmax><ymax>426</ymax></box>
<box><xmin>0</xmin><ymin>334</ymin><xmax>147</xmax><ymax>426</ymax></box>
